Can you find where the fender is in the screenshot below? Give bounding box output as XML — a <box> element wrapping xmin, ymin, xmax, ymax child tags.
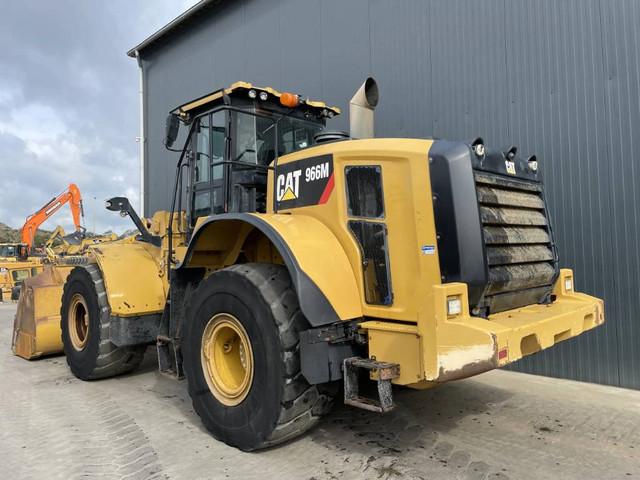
<box><xmin>178</xmin><ymin>213</ymin><xmax>362</xmax><ymax>326</ymax></box>
<box><xmin>90</xmin><ymin>241</ymin><xmax>167</xmax><ymax>317</ymax></box>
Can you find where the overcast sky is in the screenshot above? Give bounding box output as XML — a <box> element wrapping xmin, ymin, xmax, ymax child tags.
<box><xmin>0</xmin><ymin>0</ymin><xmax>197</xmax><ymax>234</ymax></box>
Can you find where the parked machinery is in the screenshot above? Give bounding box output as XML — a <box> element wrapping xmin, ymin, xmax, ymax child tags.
<box><xmin>1</xmin><ymin>184</ymin><xmax>85</xmax><ymax>300</ymax></box>
<box><xmin>20</xmin><ymin>183</ymin><xmax>85</xmax><ymax>254</ymax></box>
<box><xmin>25</xmin><ymin>80</ymin><xmax>603</xmax><ymax>451</ymax></box>
<box><xmin>12</xmin><ymin>232</ymin><xmax>118</xmax><ymax>359</ymax></box>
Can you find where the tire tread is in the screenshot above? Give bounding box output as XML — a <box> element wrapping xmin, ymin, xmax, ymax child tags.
<box><xmin>192</xmin><ymin>263</ymin><xmax>334</xmax><ymax>449</ymax></box>
<box><xmin>61</xmin><ymin>264</ymin><xmax>144</xmax><ymax>380</ymax></box>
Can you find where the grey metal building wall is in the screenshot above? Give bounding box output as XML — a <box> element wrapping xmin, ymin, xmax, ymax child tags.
<box><xmin>137</xmin><ymin>0</ymin><xmax>640</xmax><ymax>389</ymax></box>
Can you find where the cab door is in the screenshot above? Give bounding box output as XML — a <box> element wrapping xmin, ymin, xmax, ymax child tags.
<box><xmin>189</xmin><ymin>111</ymin><xmax>227</xmax><ymax>226</ymax></box>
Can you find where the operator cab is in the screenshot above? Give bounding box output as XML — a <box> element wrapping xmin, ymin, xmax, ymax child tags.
<box><xmin>0</xmin><ymin>243</ymin><xmax>29</xmax><ymax>261</ymax></box>
<box><xmin>166</xmin><ymin>82</ymin><xmax>340</xmax><ymax>227</ymax></box>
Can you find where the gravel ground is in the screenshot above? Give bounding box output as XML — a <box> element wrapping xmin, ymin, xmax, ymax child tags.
<box><xmin>0</xmin><ymin>302</ymin><xmax>638</xmax><ymax>479</ymax></box>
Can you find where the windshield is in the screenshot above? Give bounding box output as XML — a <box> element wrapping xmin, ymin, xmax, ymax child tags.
<box><xmin>234</xmin><ymin>112</ymin><xmax>323</xmax><ymax>166</ymax></box>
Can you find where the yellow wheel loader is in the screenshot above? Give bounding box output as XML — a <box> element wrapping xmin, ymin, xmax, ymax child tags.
<box><xmin>0</xmin><ymin>243</ymin><xmax>43</xmax><ymax>301</ymax></box>
<box><xmin>0</xmin><ymin>255</ymin><xmax>43</xmax><ymax>302</ymax></box>
<box><xmin>46</xmin><ymin>79</ymin><xmax>602</xmax><ymax>451</ymax></box>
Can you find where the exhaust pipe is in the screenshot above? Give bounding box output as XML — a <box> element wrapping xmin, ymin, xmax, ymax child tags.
<box><xmin>350</xmin><ymin>77</ymin><xmax>379</xmax><ymax>139</ymax></box>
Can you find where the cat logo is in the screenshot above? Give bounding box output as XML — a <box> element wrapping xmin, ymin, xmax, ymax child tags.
<box><xmin>275</xmin><ymin>154</ymin><xmax>334</xmax><ymax>209</ymax></box>
<box><xmin>276</xmin><ymin>170</ymin><xmax>302</xmax><ymax>201</ymax></box>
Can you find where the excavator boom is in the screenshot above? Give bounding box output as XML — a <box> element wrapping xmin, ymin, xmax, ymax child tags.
<box><xmin>20</xmin><ymin>183</ymin><xmax>84</xmax><ymax>251</ymax></box>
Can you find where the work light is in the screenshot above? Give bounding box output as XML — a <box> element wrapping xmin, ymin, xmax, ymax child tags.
<box><xmin>565</xmin><ymin>277</ymin><xmax>573</xmax><ymax>292</ymax></box>
<box><xmin>447</xmin><ymin>296</ymin><xmax>462</xmax><ymax>316</ymax></box>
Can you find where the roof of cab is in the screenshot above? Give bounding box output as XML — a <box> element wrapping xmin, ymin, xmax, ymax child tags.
<box><xmin>174</xmin><ymin>81</ymin><xmax>341</xmax><ymax>118</ymax></box>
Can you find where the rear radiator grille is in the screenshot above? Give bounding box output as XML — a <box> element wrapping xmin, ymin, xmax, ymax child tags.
<box><xmin>474</xmin><ymin>171</ymin><xmax>557</xmax><ymax>313</ymax></box>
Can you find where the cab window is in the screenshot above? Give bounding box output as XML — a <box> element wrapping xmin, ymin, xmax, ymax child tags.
<box><xmin>0</xmin><ymin>245</ymin><xmax>17</xmax><ymax>257</ymax></box>
<box><xmin>278</xmin><ymin>117</ymin><xmax>322</xmax><ymax>155</ymax></box>
<box><xmin>194</xmin><ymin>115</ymin><xmax>210</xmax><ymax>183</ymax></box>
<box><xmin>345</xmin><ymin>165</ymin><xmax>392</xmax><ymax>305</ymax></box>
<box><xmin>12</xmin><ymin>269</ymin><xmax>29</xmax><ymax>282</ymax></box>
<box><xmin>191</xmin><ymin>111</ymin><xmax>226</xmax><ymax>224</ymax></box>
<box><xmin>228</xmin><ymin>112</ymin><xmax>276</xmax><ymax>213</ymax></box>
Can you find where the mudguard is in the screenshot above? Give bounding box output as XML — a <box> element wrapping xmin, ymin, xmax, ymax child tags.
<box><xmin>91</xmin><ymin>241</ymin><xmax>167</xmax><ymax>317</ymax></box>
<box><xmin>179</xmin><ymin>213</ymin><xmax>362</xmax><ymax>326</ymax></box>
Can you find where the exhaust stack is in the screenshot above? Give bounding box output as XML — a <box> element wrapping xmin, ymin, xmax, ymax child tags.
<box><xmin>349</xmin><ymin>77</ymin><xmax>379</xmax><ymax>139</ymax></box>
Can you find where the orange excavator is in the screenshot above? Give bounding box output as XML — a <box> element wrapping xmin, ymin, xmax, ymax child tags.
<box><xmin>1</xmin><ymin>184</ymin><xmax>85</xmax><ymax>301</ymax></box>
<box><xmin>20</xmin><ymin>183</ymin><xmax>85</xmax><ymax>253</ymax></box>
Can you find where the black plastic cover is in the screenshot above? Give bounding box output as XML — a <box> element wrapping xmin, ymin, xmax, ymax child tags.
<box><xmin>429</xmin><ymin>140</ymin><xmax>558</xmax><ymax>315</ymax></box>
<box><xmin>428</xmin><ymin>141</ymin><xmax>487</xmax><ymax>305</ymax></box>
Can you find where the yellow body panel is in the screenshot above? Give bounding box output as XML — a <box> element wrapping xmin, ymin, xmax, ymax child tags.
<box><xmin>187</xmin><ymin>214</ymin><xmax>362</xmax><ymax>321</ymax></box>
<box><xmin>361</xmin><ymin>321</ymin><xmax>423</xmax><ymax>385</ymax></box>
<box><xmin>364</xmin><ymin>269</ymin><xmax>603</xmax><ymax>385</ymax></box>
<box><xmin>247</xmin><ymin>213</ymin><xmax>362</xmax><ymax>321</ymax></box>
<box><xmin>82</xmin><ymin>210</ymin><xmax>185</xmax><ymax>318</ymax></box>
<box><xmin>91</xmin><ymin>241</ymin><xmax>166</xmax><ymax>317</ymax></box>
<box><xmin>267</xmin><ymin>138</ymin><xmax>442</xmax><ymax>322</ymax></box>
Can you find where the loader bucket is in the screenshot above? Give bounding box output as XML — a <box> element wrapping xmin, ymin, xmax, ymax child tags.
<box><xmin>12</xmin><ymin>264</ymin><xmax>73</xmax><ymax>360</ymax></box>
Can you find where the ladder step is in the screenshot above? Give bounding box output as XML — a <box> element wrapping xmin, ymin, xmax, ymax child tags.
<box><xmin>343</xmin><ymin>357</ymin><xmax>400</xmax><ymax>413</ymax></box>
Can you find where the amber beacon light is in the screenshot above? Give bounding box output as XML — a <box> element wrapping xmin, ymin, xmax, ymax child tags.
<box><xmin>280</xmin><ymin>92</ymin><xmax>299</xmax><ymax>108</ymax></box>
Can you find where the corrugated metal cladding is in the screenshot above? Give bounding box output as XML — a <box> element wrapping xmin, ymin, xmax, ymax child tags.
<box><xmin>138</xmin><ymin>0</ymin><xmax>640</xmax><ymax>389</ymax></box>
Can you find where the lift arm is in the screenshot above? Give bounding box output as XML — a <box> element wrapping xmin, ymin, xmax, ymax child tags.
<box><xmin>20</xmin><ymin>183</ymin><xmax>85</xmax><ymax>251</ymax></box>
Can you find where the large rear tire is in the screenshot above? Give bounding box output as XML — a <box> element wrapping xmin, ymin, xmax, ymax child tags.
<box><xmin>183</xmin><ymin>263</ymin><xmax>335</xmax><ymax>451</ymax></box>
<box><xmin>60</xmin><ymin>265</ymin><xmax>145</xmax><ymax>380</ymax></box>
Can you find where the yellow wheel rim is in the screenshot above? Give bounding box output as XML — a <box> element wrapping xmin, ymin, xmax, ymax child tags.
<box><xmin>201</xmin><ymin>313</ymin><xmax>254</xmax><ymax>406</ymax></box>
<box><xmin>68</xmin><ymin>293</ymin><xmax>89</xmax><ymax>351</ymax></box>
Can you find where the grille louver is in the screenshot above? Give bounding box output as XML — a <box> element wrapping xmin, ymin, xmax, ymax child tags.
<box><xmin>474</xmin><ymin>171</ymin><xmax>557</xmax><ymax>313</ymax></box>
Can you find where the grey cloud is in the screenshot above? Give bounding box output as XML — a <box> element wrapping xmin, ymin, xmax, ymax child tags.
<box><xmin>0</xmin><ymin>0</ymin><xmax>197</xmax><ymax>233</ymax></box>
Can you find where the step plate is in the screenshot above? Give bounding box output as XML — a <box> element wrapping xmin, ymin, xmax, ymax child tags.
<box><xmin>343</xmin><ymin>357</ymin><xmax>400</xmax><ymax>413</ymax></box>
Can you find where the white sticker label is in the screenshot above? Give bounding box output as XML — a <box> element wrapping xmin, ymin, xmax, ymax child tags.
<box><xmin>505</xmin><ymin>160</ymin><xmax>516</xmax><ymax>175</ymax></box>
<box><xmin>421</xmin><ymin>245</ymin><xmax>435</xmax><ymax>255</ymax></box>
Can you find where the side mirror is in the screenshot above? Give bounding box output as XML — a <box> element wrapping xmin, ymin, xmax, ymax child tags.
<box><xmin>165</xmin><ymin>113</ymin><xmax>180</xmax><ymax>148</ymax></box>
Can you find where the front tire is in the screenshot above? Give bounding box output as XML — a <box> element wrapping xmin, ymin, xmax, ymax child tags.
<box><xmin>60</xmin><ymin>265</ymin><xmax>145</xmax><ymax>380</ymax></box>
<box><xmin>183</xmin><ymin>263</ymin><xmax>334</xmax><ymax>451</ymax></box>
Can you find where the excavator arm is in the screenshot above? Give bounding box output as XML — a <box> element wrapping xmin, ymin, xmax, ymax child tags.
<box><xmin>20</xmin><ymin>183</ymin><xmax>85</xmax><ymax>251</ymax></box>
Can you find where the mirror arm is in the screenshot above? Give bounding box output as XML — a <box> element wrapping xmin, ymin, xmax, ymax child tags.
<box><xmin>105</xmin><ymin>197</ymin><xmax>161</xmax><ymax>247</ymax></box>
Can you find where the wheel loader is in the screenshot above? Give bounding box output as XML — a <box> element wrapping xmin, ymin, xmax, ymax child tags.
<box><xmin>16</xmin><ymin>79</ymin><xmax>604</xmax><ymax>451</ymax></box>
<box><xmin>0</xmin><ymin>256</ymin><xmax>41</xmax><ymax>301</ymax></box>
<box><xmin>0</xmin><ymin>243</ymin><xmax>42</xmax><ymax>300</ymax></box>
